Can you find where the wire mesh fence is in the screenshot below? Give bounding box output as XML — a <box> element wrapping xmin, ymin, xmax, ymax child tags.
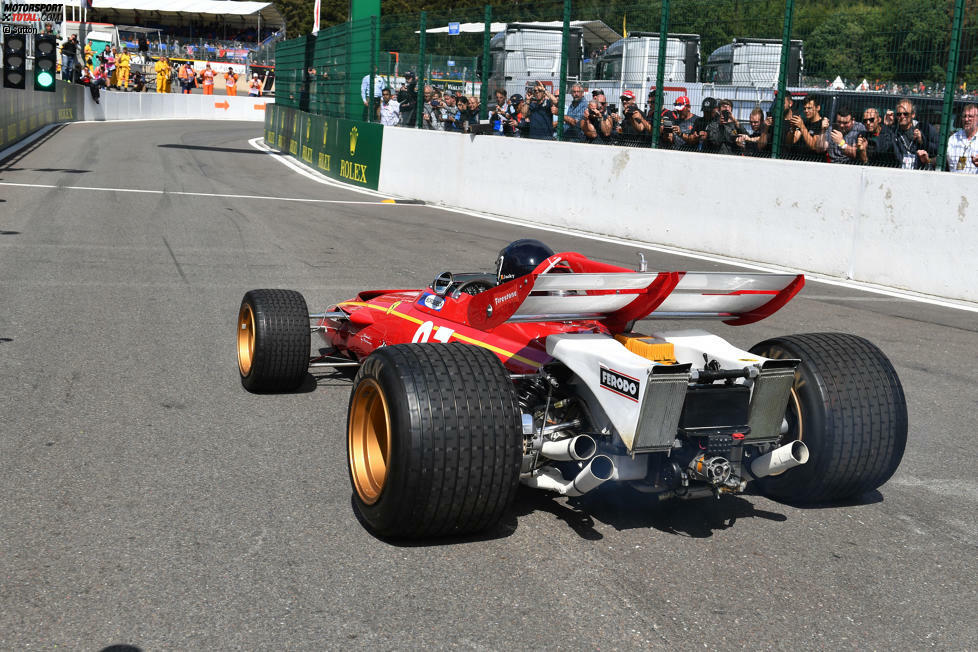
<box><xmin>269</xmin><ymin>0</ymin><xmax>974</xmax><ymax>172</ymax></box>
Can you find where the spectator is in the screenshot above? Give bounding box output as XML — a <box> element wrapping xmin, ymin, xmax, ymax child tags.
<box><xmin>489</xmin><ymin>89</ymin><xmax>511</xmax><ymax>135</ymax></box>
<box><xmin>889</xmin><ymin>98</ymin><xmax>938</xmax><ymax>169</ymax></box>
<box><xmin>513</xmin><ymin>96</ymin><xmax>531</xmax><ymax>137</ymax></box>
<box><xmin>742</xmin><ymin>107</ymin><xmax>767</xmax><ymax>156</ymax></box>
<box><xmin>396</xmin><ymin>71</ymin><xmax>418</xmax><ymax>128</ymax></box>
<box><xmin>131</xmin><ymin>71</ymin><xmax>146</xmax><ymax>93</ymax></box>
<box><xmin>616</xmin><ymin>90</ymin><xmax>650</xmax><ymax>146</ymax></box>
<box><xmin>581</xmin><ymin>99</ymin><xmax>613</xmax><ymax>144</ymax></box>
<box><xmin>456</xmin><ymin>96</ymin><xmax>478</xmax><ymax>133</ymax></box>
<box><xmin>765</xmin><ymin>94</ymin><xmax>803</xmax><ymax>155</ymax></box>
<box><xmin>707</xmin><ymin>98</ymin><xmax>747</xmax><ymax>155</ymax></box>
<box><xmin>248</xmin><ymin>72</ymin><xmax>262</xmax><ymax>96</ymax></box>
<box><xmin>442</xmin><ymin>92</ymin><xmax>460</xmax><ymax>131</ymax></box>
<box><xmin>693</xmin><ymin>97</ymin><xmax>718</xmax><ymax>151</ymax></box>
<box><xmin>104</xmin><ymin>47</ymin><xmax>117</xmax><ymax>88</ymax></box>
<box><xmin>78</xmin><ymin>65</ymin><xmax>104</xmax><ymax>103</ymax></box>
<box><xmin>83</xmin><ymin>40</ymin><xmax>94</xmax><ymax>68</ymax></box>
<box><xmin>527</xmin><ymin>82</ymin><xmax>556</xmax><ymax>140</ymax></box>
<box><xmin>116</xmin><ymin>48</ymin><xmax>131</xmax><ymax>89</ymax></box>
<box><xmin>650</xmin><ymin>92</ymin><xmax>678</xmax><ymax>149</ymax></box>
<box><xmin>827</xmin><ymin>106</ymin><xmax>866</xmax><ymax>164</ymax></box>
<box><xmin>179</xmin><ymin>62</ymin><xmax>196</xmax><ymax>94</ymax></box>
<box><xmin>944</xmin><ymin>103</ymin><xmax>978</xmax><ymax>173</ymax></box>
<box><xmin>360</xmin><ymin>66</ymin><xmax>386</xmax><ymax>120</ymax></box>
<box><xmin>61</xmin><ymin>34</ymin><xmax>79</xmax><ymax>82</ymax></box>
<box><xmin>562</xmin><ymin>83</ymin><xmax>588</xmax><ymax>142</ymax></box>
<box><xmin>790</xmin><ymin>94</ymin><xmax>828</xmax><ymax>160</ymax></box>
<box><xmin>224</xmin><ymin>67</ymin><xmax>238</xmax><ymax>96</ymax></box>
<box><xmin>671</xmin><ymin>95</ymin><xmax>699</xmax><ymax>151</ymax></box>
<box><xmin>379</xmin><ymin>87</ymin><xmax>400</xmax><ymax>126</ymax></box>
<box><xmin>421</xmin><ymin>86</ymin><xmax>442</xmax><ymax>131</ymax></box>
<box><xmin>200</xmin><ymin>62</ymin><xmax>216</xmax><ymax>95</ymax></box>
<box><xmin>855</xmin><ymin>107</ymin><xmax>893</xmax><ymax>166</ymax></box>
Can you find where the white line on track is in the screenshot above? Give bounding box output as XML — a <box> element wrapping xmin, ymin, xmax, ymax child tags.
<box><xmin>246</xmin><ymin>138</ymin><xmax>978</xmax><ymax>314</ymax></box>
<box><xmin>0</xmin><ymin>181</ymin><xmax>397</xmax><ymax>206</ymax></box>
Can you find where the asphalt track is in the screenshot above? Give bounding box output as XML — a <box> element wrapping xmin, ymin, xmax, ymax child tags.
<box><xmin>1</xmin><ymin>120</ymin><xmax>976</xmax><ymax>650</ymax></box>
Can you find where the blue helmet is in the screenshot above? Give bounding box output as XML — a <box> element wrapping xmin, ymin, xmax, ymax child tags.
<box><xmin>495</xmin><ymin>239</ymin><xmax>554</xmax><ymax>284</ymax></box>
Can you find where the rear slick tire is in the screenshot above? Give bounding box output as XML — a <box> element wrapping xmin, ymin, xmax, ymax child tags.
<box><xmin>237</xmin><ymin>289</ymin><xmax>310</xmax><ymax>393</ymax></box>
<box><xmin>347</xmin><ymin>343</ymin><xmax>522</xmax><ymax>538</ymax></box>
<box><xmin>749</xmin><ymin>333</ymin><xmax>908</xmax><ymax>504</ymax></box>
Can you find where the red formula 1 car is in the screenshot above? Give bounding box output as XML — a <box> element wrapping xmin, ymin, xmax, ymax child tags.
<box><xmin>236</xmin><ymin>240</ymin><xmax>907</xmax><ymax>538</ymax></box>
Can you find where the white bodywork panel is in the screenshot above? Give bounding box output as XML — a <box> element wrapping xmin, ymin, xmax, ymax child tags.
<box><xmin>546</xmin><ymin>330</ymin><xmax>771</xmax><ymax>450</ymax></box>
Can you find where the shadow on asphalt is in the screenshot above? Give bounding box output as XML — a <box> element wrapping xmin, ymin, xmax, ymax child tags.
<box><xmin>514</xmin><ymin>484</ymin><xmax>789</xmax><ymax>540</ymax></box>
<box><xmin>158</xmin><ymin>143</ymin><xmax>268</xmax><ymax>155</ymax></box>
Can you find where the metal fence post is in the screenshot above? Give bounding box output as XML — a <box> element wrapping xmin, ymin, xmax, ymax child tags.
<box><xmin>556</xmin><ymin>0</ymin><xmax>571</xmax><ymax>142</ymax></box>
<box><xmin>368</xmin><ymin>15</ymin><xmax>377</xmax><ymax>123</ymax></box>
<box><xmin>938</xmin><ymin>0</ymin><xmax>966</xmax><ymax>171</ymax></box>
<box><xmin>771</xmin><ymin>0</ymin><xmax>796</xmax><ymax>160</ymax></box>
<box><xmin>650</xmin><ymin>0</ymin><xmax>671</xmax><ymax>149</ymax></box>
<box><xmin>417</xmin><ymin>12</ymin><xmax>427</xmax><ymax>129</ymax></box>
<box><xmin>481</xmin><ymin>4</ymin><xmax>492</xmax><ymax>121</ymax></box>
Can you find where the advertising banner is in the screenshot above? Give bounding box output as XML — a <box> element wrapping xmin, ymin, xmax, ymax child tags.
<box><xmin>0</xmin><ymin>82</ymin><xmax>84</xmax><ymax>151</ymax></box>
<box><xmin>264</xmin><ymin>104</ymin><xmax>383</xmax><ymax>191</ymax></box>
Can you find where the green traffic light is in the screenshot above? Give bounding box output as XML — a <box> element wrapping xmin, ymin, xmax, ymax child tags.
<box><xmin>36</xmin><ymin>70</ymin><xmax>54</xmax><ymax>88</ymax></box>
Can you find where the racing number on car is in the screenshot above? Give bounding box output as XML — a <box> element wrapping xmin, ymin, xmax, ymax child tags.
<box><xmin>412</xmin><ymin>321</ymin><xmax>454</xmax><ymax>343</ymax></box>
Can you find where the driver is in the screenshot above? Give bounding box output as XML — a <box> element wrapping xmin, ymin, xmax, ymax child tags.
<box><xmin>495</xmin><ymin>239</ymin><xmax>555</xmax><ymax>284</ymax></box>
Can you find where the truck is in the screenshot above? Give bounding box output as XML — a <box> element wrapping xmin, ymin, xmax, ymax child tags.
<box><xmin>488</xmin><ymin>23</ymin><xmax>585</xmax><ymax>100</ymax></box>
<box><xmin>702</xmin><ymin>38</ymin><xmax>803</xmax><ymax>87</ymax></box>
<box><xmin>589</xmin><ymin>32</ymin><xmax>701</xmax><ymax>99</ymax></box>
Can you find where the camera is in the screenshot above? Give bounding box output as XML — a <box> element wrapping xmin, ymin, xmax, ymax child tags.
<box><xmin>722</xmin><ymin>109</ymin><xmax>732</xmax><ymax>120</ymax></box>
<box><xmin>625</xmin><ymin>105</ymin><xmax>638</xmax><ymax>116</ymax></box>
<box><xmin>430</xmin><ymin>99</ymin><xmax>441</xmax><ymax>108</ymax></box>
<box><xmin>661</xmin><ymin>116</ymin><xmax>674</xmax><ymax>130</ymax></box>
<box><xmin>607</xmin><ymin>104</ymin><xmax>618</xmax><ymax>114</ymax></box>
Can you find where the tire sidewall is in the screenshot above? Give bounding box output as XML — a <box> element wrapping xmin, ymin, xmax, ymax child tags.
<box><xmin>750</xmin><ymin>339</ymin><xmax>829</xmax><ymax>499</ymax></box>
<box><xmin>347</xmin><ymin>349</ymin><xmax>413</xmax><ymax>534</ymax></box>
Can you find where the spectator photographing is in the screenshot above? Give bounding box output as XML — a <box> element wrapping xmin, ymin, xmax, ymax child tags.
<box><xmin>856</xmin><ymin>107</ymin><xmax>893</xmax><ymax>166</ymax></box>
<box><xmin>743</xmin><ymin>107</ymin><xmax>767</xmax><ymax>156</ymax></box>
<box><xmin>616</xmin><ymin>90</ymin><xmax>650</xmax><ymax>146</ymax></box>
<box><xmin>790</xmin><ymin>94</ymin><xmax>829</xmax><ymax>160</ymax></box>
<box><xmin>693</xmin><ymin>97</ymin><xmax>718</xmax><ymax>151</ymax></box>
<box><xmin>396</xmin><ymin>71</ymin><xmax>418</xmax><ymax>127</ymax></box>
<box><xmin>527</xmin><ymin>82</ymin><xmax>556</xmax><ymax>140</ymax></box>
<box><xmin>61</xmin><ymin>34</ymin><xmax>79</xmax><ymax>82</ymax></box>
<box><xmin>224</xmin><ymin>67</ymin><xmax>238</xmax><ymax>96</ymax></box>
<box><xmin>581</xmin><ymin>99</ymin><xmax>613</xmax><ymax>144</ymax></box>
<box><xmin>827</xmin><ymin>106</ymin><xmax>866</xmax><ymax>164</ymax></box>
<box><xmin>671</xmin><ymin>95</ymin><xmax>699</xmax><ymax>151</ymax></box>
<box><xmin>707</xmin><ymin>98</ymin><xmax>746</xmax><ymax>155</ymax></box>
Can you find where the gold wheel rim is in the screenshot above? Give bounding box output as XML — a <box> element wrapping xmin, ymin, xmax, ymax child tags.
<box><xmin>348</xmin><ymin>378</ymin><xmax>391</xmax><ymax>505</ymax></box>
<box><xmin>237</xmin><ymin>303</ymin><xmax>255</xmax><ymax>376</ymax></box>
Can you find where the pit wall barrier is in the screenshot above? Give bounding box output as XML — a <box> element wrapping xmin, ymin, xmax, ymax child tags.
<box><xmin>82</xmin><ymin>92</ymin><xmax>273</xmax><ymax>122</ymax></box>
<box><xmin>264</xmin><ymin>104</ymin><xmax>383</xmax><ymax>191</ymax></box>
<box><xmin>0</xmin><ymin>82</ymin><xmax>85</xmax><ymax>150</ymax></box>
<box><xmin>375</xmin><ymin>128</ymin><xmax>977</xmax><ymax>306</ymax></box>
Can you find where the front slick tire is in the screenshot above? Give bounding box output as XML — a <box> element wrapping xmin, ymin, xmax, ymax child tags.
<box><xmin>749</xmin><ymin>333</ymin><xmax>908</xmax><ymax>504</ymax></box>
<box><xmin>237</xmin><ymin>289</ymin><xmax>310</xmax><ymax>393</ymax></box>
<box><xmin>347</xmin><ymin>343</ymin><xmax>522</xmax><ymax>539</ymax></box>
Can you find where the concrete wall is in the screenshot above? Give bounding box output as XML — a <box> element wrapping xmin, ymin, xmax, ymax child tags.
<box><xmin>378</xmin><ymin>129</ymin><xmax>977</xmax><ymax>304</ymax></box>
<box><xmin>82</xmin><ymin>92</ymin><xmax>273</xmax><ymax>122</ymax></box>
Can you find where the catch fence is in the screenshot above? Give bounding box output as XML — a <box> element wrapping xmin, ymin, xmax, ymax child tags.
<box><xmin>273</xmin><ymin>0</ymin><xmax>976</xmax><ymax>171</ymax></box>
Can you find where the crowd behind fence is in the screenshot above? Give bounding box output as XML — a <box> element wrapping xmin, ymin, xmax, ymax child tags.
<box><xmin>273</xmin><ymin>0</ymin><xmax>978</xmax><ymax>173</ymax></box>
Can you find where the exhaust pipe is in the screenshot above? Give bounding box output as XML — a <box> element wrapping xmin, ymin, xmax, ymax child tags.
<box><xmin>522</xmin><ymin>455</ymin><xmax>616</xmax><ymax>496</ymax></box>
<box><xmin>751</xmin><ymin>440</ymin><xmax>810</xmax><ymax>478</ymax></box>
<box><xmin>540</xmin><ymin>435</ymin><xmax>596</xmax><ymax>461</ymax></box>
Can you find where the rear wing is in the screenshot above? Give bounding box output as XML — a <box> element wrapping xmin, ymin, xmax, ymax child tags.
<box><xmin>466</xmin><ymin>252</ymin><xmax>803</xmax><ymax>332</ymax></box>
